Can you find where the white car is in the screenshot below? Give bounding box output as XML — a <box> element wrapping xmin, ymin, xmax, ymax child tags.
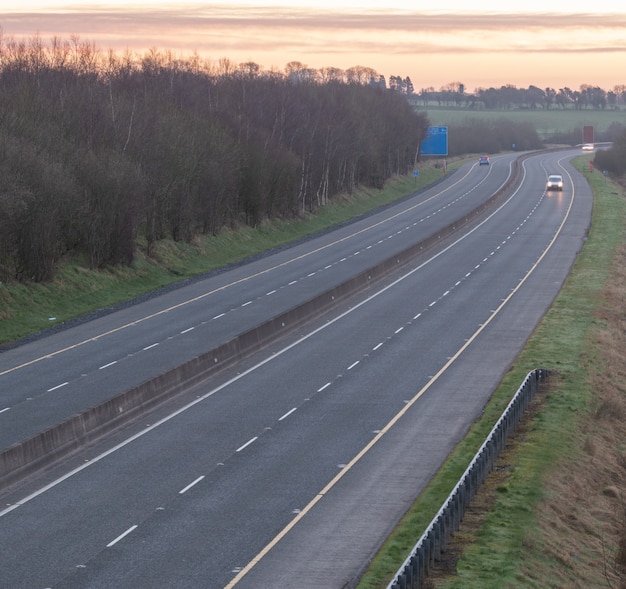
<box><xmin>546</xmin><ymin>174</ymin><xmax>564</xmax><ymax>191</ymax></box>
<box><xmin>582</xmin><ymin>143</ymin><xmax>595</xmax><ymax>151</ymax></box>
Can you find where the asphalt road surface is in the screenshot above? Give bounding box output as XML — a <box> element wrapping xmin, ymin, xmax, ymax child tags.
<box><xmin>0</xmin><ymin>150</ymin><xmax>592</xmax><ymax>588</ymax></box>
<box><xmin>1</xmin><ymin>152</ymin><xmax>515</xmax><ymax>447</ymax></box>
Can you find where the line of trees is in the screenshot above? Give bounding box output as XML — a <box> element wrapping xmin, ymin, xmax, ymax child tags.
<box><xmin>0</xmin><ymin>36</ymin><xmax>429</xmax><ymax>282</ymax></box>
<box><xmin>414</xmin><ymin>82</ymin><xmax>626</xmax><ymax>111</ymax></box>
<box><xmin>446</xmin><ymin>119</ymin><xmax>543</xmax><ymax>156</ymax></box>
<box><xmin>594</xmin><ymin>130</ymin><xmax>626</xmax><ymax>176</ymax></box>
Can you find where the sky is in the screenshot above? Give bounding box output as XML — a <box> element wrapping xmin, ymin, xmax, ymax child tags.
<box><xmin>1</xmin><ymin>1</ymin><xmax>626</xmax><ymax>92</ymax></box>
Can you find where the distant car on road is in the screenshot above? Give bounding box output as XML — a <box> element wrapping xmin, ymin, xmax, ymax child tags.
<box><xmin>478</xmin><ymin>155</ymin><xmax>490</xmax><ymax>165</ymax></box>
<box><xmin>546</xmin><ymin>174</ymin><xmax>564</xmax><ymax>191</ymax></box>
<box><xmin>582</xmin><ymin>143</ymin><xmax>595</xmax><ymax>151</ymax></box>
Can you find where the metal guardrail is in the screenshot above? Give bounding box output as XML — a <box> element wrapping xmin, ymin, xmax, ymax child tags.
<box><xmin>386</xmin><ymin>368</ymin><xmax>550</xmax><ymax>589</ymax></box>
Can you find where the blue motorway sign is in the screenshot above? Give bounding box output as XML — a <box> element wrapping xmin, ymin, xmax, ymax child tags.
<box><xmin>421</xmin><ymin>126</ymin><xmax>448</xmax><ymax>156</ymax></box>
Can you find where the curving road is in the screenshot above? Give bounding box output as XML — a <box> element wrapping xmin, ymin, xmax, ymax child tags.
<box><xmin>0</xmin><ymin>150</ymin><xmax>592</xmax><ymax>588</ymax></box>
<box><xmin>1</xmin><ymin>154</ymin><xmax>514</xmax><ymax>447</ymax></box>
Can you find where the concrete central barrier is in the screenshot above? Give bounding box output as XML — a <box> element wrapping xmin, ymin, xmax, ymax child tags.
<box><xmin>0</xmin><ymin>156</ymin><xmax>524</xmax><ymax>490</ymax></box>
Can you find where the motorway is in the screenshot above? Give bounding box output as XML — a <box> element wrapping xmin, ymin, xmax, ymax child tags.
<box><xmin>0</xmin><ymin>153</ymin><xmax>515</xmax><ymax>447</ymax></box>
<box><xmin>0</xmin><ymin>150</ymin><xmax>592</xmax><ymax>588</ymax></box>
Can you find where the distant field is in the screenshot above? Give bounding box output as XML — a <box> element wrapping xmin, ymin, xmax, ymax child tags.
<box><xmin>422</xmin><ymin>106</ymin><xmax>626</xmax><ymax>139</ymax></box>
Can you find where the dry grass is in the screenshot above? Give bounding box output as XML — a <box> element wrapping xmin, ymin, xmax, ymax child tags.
<box><xmin>533</xmin><ymin>242</ymin><xmax>626</xmax><ymax>589</ymax></box>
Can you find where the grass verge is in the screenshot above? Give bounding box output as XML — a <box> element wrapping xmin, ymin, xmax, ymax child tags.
<box><xmin>357</xmin><ymin>162</ymin><xmax>626</xmax><ymax>588</ymax></box>
<box><xmin>0</xmin><ymin>164</ymin><xmax>446</xmax><ymax>346</ymax></box>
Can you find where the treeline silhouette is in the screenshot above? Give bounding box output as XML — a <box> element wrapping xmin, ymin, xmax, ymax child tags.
<box><xmin>447</xmin><ymin>119</ymin><xmax>543</xmax><ymax>156</ymax></box>
<box><xmin>594</xmin><ymin>131</ymin><xmax>626</xmax><ymax>176</ymax></box>
<box><xmin>413</xmin><ymin>82</ymin><xmax>626</xmax><ymax>111</ymax></box>
<box><xmin>0</xmin><ymin>38</ymin><xmax>428</xmax><ymax>282</ymax></box>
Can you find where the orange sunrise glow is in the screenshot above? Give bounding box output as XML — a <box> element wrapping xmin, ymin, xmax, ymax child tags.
<box><xmin>1</xmin><ymin>2</ymin><xmax>626</xmax><ymax>92</ymax></box>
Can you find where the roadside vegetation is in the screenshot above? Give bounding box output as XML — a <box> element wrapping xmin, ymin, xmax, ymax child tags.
<box><xmin>0</xmin><ymin>36</ymin><xmax>428</xmax><ymax>284</ymax></box>
<box><xmin>358</xmin><ymin>159</ymin><xmax>626</xmax><ymax>588</ymax></box>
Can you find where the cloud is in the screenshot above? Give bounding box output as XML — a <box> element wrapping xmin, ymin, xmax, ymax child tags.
<box><xmin>3</xmin><ymin>7</ymin><xmax>626</xmax><ymax>56</ymax></box>
<box><xmin>2</xmin><ymin>5</ymin><xmax>625</xmax><ymax>92</ymax></box>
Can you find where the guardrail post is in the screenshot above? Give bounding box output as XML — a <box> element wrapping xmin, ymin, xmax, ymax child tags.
<box><xmin>416</xmin><ymin>546</ymin><xmax>425</xmax><ymax>587</ymax></box>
